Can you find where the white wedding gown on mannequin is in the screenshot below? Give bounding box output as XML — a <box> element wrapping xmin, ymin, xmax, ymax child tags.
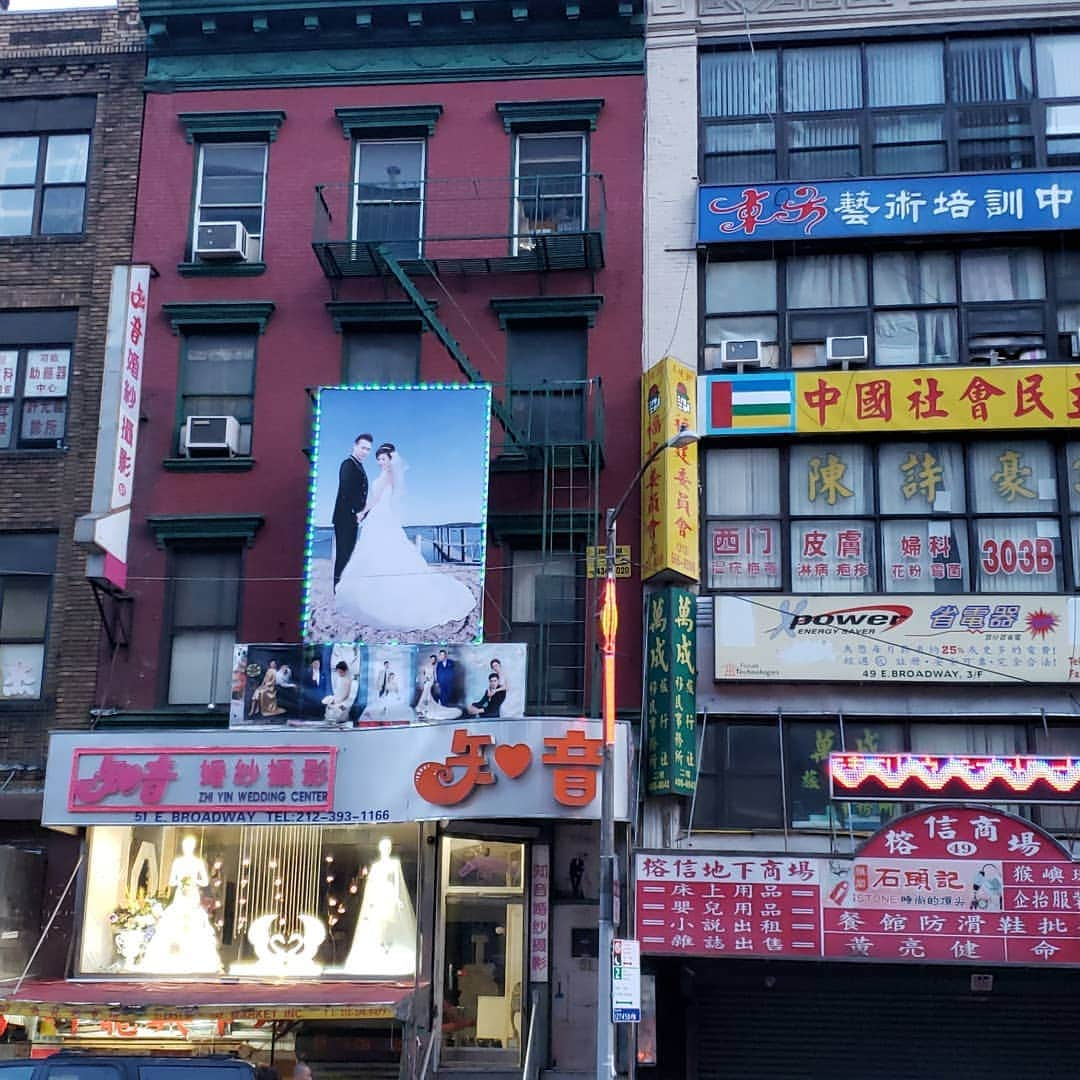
<box><xmin>342</xmin><ymin>840</ymin><xmax>417</xmax><ymax>976</ymax></box>
<box><xmin>335</xmin><ymin>455</ymin><xmax>473</xmax><ymax>630</ymax></box>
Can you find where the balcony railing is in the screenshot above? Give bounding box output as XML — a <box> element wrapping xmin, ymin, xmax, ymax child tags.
<box><xmin>312</xmin><ymin>174</ymin><xmax>606</xmax><ymax>278</ymax></box>
<box><xmin>491</xmin><ymin>377</ymin><xmax>605</xmax><ymax>467</ymax></box>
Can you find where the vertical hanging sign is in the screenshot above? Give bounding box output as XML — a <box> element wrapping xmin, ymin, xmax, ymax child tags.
<box><xmin>641</xmin><ymin>356</ymin><xmax>699</xmax><ymax>584</ymax></box>
<box><xmin>75</xmin><ymin>265</ymin><xmax>151</xmax><ymax>591</ymax></box>
<box><xmin>530</xmin><ymin>844</ymin><xmax>550</xmax><ymax>982</ymax></box>
<box><xmin>644</xmin><ymin>587</ymin><xmax>697</xmax><ymax>796</ymax></box>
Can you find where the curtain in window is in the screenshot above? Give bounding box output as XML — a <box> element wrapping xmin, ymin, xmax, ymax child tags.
<box><xmin>700</xmin><ymin>51</ymin><xmax>777</xmax><ymax>117</ymax></box>
<box><xmin>875</xmin><ymin>309</ymin><xmax>957</xmax><ymax>365</ymax></box>
<box><xmin>1036</xmin><ymin>35</ymin><xmax>1080</xmax><ymax>98</ymax></box>
<box><xmin>706</xmin><ymin>448</ymin><xmax>780</xmax><ymax>514</ymax></box>
<box><xmin>973</xmin><ymin>518</ymin><xmax>1062</xmax><ymax>591</ymax></box>
<box><xmin>960</xmin><ymin>248</ymin><xmax>1045</xmax><ymax>301</ymax></box>
<box><xmin>789</xmin><ymin>520</ymin><xmax>876</xmax><ymax>593</ymax></box>
<box><xmin>950</xmin><ymin>38</ymin><xmax>1033</xmax><ymax>102</ymax></box>
<box><xmin>878</xmin><ymin>442</ymin><xmax>965</xmax><ymax>514</ymax></box>
<box><xmin>968</xmin><ymin>440</ymin><xmax>1056</xmax><ymax>513</ymax></box>
<box><xmin>867</xmin><ymin>42</ymin><xmax>944</xmax><ymax>106</ymax></box>
<box><xmin>787</xmin><ymin>255</ymin><xmax>867</xmax><ymax>308</ymax></box>
<box><xmin>873</xmin><ymin>252</ymin><xmax>956</xmax><ymax>305</ymax></box>
<box><xmin>790</xmin><ymin>444</ymin><xmax>872</xmax><ymax>514</ymax></box>
<box><xmin>783</xmin><ymin>47</ymin><xmax>861</xmax><ymax>112</ymax></box>
<box><xmin>705</xmin><ymin>260</ymin><xmax>777</xmax><ymax>314</ymax></box>
<box><xmin>910</xmin><ymin>723</ymin><xmax>1026</xmax><ymax>754</ymax></box>
<box><xmin>880</xmin><ymin>519</ymin><xmax>969</xmax><ymax>593</ymax></box>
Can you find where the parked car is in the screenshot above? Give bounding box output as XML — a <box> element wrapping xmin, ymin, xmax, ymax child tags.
<box><xmin>0</xmin><ymin>1055</ymin><xmax>256</xmax><ymax>1080</ymax></box>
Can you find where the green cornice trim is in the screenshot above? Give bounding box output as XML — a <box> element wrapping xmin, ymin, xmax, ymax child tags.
<box><xmin>496</xmin><ymin>98</ymin><xmax>604</xmax><ymax>132</ymax></box>
<box><xmin>326</xmin><ymin>299</ymin><xmax>438</xmax><ymax>332</ymax></box>
<box><xmin>162</xmin><ymin>301</ymin><xmax>276</xmax><ymax>334</ymax></box>
<box><xmin>147</xmin><ymin>513</ymin><xmax>264</xmax><ymax>547</ymax></box>
<box><xmin>178</xmin><ymin>109</ymin><xmax>286</xmax><ymax>142</ymax></box>
<box><xmin>162</xmin><ymin>456</ymin><xmax>257</xmax><ymax>472</ymax></box>
<box><xmin>178</xmin><ymin>260</ymin><xmax>268</xmax><ymax>277</ymax></box>
<box><xmin>335</xmin><ymin>104</ymin><xmax>443</xmax><ymax>138</ymax></box>
<box><xmin>490</xmin><ymin>294</ymin><xmax>603</xmax><ymax>328</ymax></box>
<box><xmin>145</xmin><ymin>38</ymin><xmax>644</xmax><ymax>90</ymax></box>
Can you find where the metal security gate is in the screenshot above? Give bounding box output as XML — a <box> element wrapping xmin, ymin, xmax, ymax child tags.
<box><xmin>686</xmin><ymin>960</ymin><xmax>1080</xmax><ymax>1080</ymax></box>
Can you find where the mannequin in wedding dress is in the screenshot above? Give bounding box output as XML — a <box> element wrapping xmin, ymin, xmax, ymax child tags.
<box><xmin>141</xmin><ymin>834</ymin><xmax>222</xmax><ymax>973</ymax></box>
<box><xmin>341</xmin><ymin>838</ymin><xmax>416</xmax><ymax>975</ymax></box>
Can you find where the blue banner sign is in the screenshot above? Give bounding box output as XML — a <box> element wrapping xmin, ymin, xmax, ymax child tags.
<box><xmin>698</xmin><ymin>170</ymin><xmax>1080</xmax><ymax>243</ymax></box>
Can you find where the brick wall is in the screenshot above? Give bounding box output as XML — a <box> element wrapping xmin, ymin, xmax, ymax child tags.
<box><xmin>0</xmin><ymin>1</ymin><xmax>145</xmax><ymax>769</ymax></box>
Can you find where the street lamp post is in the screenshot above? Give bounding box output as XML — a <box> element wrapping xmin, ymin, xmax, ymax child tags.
<box><xmin>596</xmin><ymin>425</ymin><xmax>699</xmax><ymax>1080</ymax></box>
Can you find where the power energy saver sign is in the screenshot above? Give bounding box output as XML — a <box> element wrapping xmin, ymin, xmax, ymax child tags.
<box><xmin>713</xmin><ymin>595</ymin><xmax>1080</xmax><ymax>683</ymax></box>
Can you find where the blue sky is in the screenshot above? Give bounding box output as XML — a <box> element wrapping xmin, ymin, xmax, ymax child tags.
<box><xmin>310</xmin><ymin>385</ymin><xmax>491</xmax><ymax>527</ymax></box>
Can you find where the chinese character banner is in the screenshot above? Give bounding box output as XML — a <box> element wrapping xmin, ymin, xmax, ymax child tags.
<box><xmin>43</xmin><ymin>720</ymin><xmax>632</xmax><ymax>827</ymax></box>
<box><xmin>642</xmin><ymin>357</ymin><xmax>700</xmax><ymax>583</ymax></box>
<box><xmin>303</xmin><ymin>385</ymin><xmax>492</xmax><ymax>645</ymax></box>
<box><xmin>638</xmin><ymin>807</ymin><xmax>1080</xmax><ymax>966</ymax></box>
<box><xmin>713</xmin><ymin>594</ymin><xmax>1080</xmax><ymax>683</ymax></box>
<box><xmin>645</xmin><ymin>587</ymin><xmax>697</xmax><ymax>796</ymax></box>
<box><xmin>230</xmin><ymin>642</ymin><xmax>527</xmax><ymax>728</ymax></box>
<box><xmin>698</xmin><ymin>170</ymin><xmax>1080</xmax><ymax>244</ymax></box>
<box><xmin>700</xmin><ymin>366</ymin><xmax>1080</xmax><ymax>437</ymax></box>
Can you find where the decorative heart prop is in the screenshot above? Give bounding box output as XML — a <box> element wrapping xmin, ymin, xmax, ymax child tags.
<box><xmin>494</xmin><ymin>743</ymin><xmax>532</xmax><ymax>779</ymax></box>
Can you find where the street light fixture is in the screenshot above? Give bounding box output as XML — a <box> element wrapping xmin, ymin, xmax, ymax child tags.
<box><xmin>596</xmin><ymin>424</ymin><xmax>699</xmax><ymax>1080</ymax></box>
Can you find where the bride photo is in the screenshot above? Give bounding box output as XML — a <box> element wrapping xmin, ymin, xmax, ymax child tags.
<box><xmin>304</xmin><ymin>386</ymin><xmax>491</xmax><ymax>645</ymax></box>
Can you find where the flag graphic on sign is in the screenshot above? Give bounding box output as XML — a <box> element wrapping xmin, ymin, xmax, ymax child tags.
<box><xmin>702</xmin><ymin>374</ymin><xmax>796</xmax><ymax>434</ymax></box>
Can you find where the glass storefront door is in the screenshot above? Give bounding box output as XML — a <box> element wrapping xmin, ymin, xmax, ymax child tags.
<box><xmin>438</xmin><ymin>838</ymin><xmax>526</xmax><ymax>1063</ymax></box>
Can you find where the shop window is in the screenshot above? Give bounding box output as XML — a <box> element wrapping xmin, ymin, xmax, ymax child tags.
<box><xmin>0</xmin><ymin>533</ymin><xmax>55</xmax><ymax>701</ymax></box>
<box><xmin>176</xmin><ymin>332</ymin><xmax>257</xmax><ymax>456</ymax></box>
<box><xmin>344</xmin><ymin>328</ymin><xmax>420</xmax><ymax>384</ymax></box>
<box><xmin>353</xmin><ymin>139</ymin><xmax>425</xmax><ymax>259</ymax></box>
<box><xmin>511</xmin><ymin>549</ymin><xmax>583</xmax><ymax>713</ymax></box>
<box><xmin>191</xmin><ymin>143</ymin><xmax>267</xmax><ymax>263</ymax></box>
<box><xmin>0</xmin><ymin>96</ymin><xmax>94</xmax><ymax>237</ymax></box>
<box><xmin>79</xmin><ymin>823</ymin><xmax>419</xmax><ymax>977</ymax></box>
<box><xmin>166</xmin><ymin>548</ymin><xmax>240</xmax><ymax>706</ymax></box>
<box><xmin>440</xmin><ymin>838</ymin><xmax>526</xmax><ymax>1058</ymax></box>
<box><xmin>512</xmin><ymin>134</ymin><xmax>587</xmax><ymax>253</ymax></box>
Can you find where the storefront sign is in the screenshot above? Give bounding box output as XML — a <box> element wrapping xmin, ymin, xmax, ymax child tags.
<box><xmin>830</xmin><ymin>752</ymin><xmax>1080</xmax><ymax>804</ymax></box>
<box><xmin>713</xmin><ymin>594</ymin><xmax>1080</xmax><ymax>683</ymax></box>
<box><xmin>645</xmin><ymin>587</ymin><xmax>697</xmax><ymax>796</ymax></box>
<box><xmin>638</xmin><ymin>808</ymin><xmax>1080</xmax><ymax>966</ymax></box>
<box><xmin>74</xmin><ymin>265</ymin><xmax>151</xmax><ymax>590</ymax></box>
<box><xmin>611</xmin><ymin>938</ymin><xmax>641</xmax><ymax>1023</ymax></box>
<box><xmin>231</xmin><ymin>642</ymin><xmax>527</xmax><ymax>728</ymax></box>
<box><xmin>304</xmin><ymin>385</ymin><xmax>491</xmax><ymax>645</ymax></box>
<box><xmin>44</xmin><ymin>720</ymin><xmax>631</xmax><ymax>826</ymax></box>
<box><xmin>698</xmin><ymin>170</ymin><xmax>1080</xmax><ymax>244</ymax></box>
<box><xmin>700</xmin><ymin>366</ymin><xmax>1080</xmax><ymax>437</ymax></box>
<box><xmin>24</xmin><ymin>349</ymin><xmax>71</xmax><ymax>398</ymax></box>
<box><xmin>530</xmin><ymin>844</ymin><xmax>550</xmax><ymax>981</ymax></box>
<box><xmin>642</xmin><ymin>357</ymin><xmax>699</xmax><ymax>583</ymax></box>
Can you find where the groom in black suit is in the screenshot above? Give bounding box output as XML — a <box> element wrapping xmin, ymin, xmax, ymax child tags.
<box><xmin>332</xmin><ymin>433</ymin><xmax>372</xmax><ymax>590</ymax></box>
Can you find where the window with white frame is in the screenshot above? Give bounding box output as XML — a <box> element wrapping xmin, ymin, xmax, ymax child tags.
<box><xmin>706</xmin><ymin>438</ymin><xmax>1072</xmax><ymax>594</ymax></box>
<box><xmin>192</xmin><ymin>143</ymin><xmax>267</xmax><ymax>262</ymax></box>
<box><xmin>352</xmin><ymin>140</ymin><xmax>425</xmax><ymax>259</ymax></box>
<box><xmin>513</xmin><ymin>134</ymin><xmax>586</xmax><ymax>252</ymax></box>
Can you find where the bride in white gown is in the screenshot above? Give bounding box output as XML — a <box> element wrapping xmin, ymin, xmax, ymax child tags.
<box><xmin>334</xmin><ymin>443</ymin><xmax>474</xmax><ymax>630</ymax></box>
<box><xmin>415</xmin><ymin>654</ymin><xmax>462</xmax><ymax>720</ymax></box>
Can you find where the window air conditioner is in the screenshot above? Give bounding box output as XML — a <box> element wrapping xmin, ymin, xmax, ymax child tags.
<box><xmin>825</xmin><ymin>335</ymin><xmax>870</xmax><ymax>366</ymax></box>
<box><xmin>180</xmin><ymin>415</ymin><xmax>241</xmax><ymax>457</ymax></box>
<box><xmin>704</xmin><ymin>340</ymin><xmax>778</xmax><ymax>369</ymax></box>
<box><xmin>195</xmin><ymin>222</ymin><xmax>250</xmax><ymax>261</ymax></box>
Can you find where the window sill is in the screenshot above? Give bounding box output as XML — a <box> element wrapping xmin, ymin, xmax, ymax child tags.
<box><xmin>0</xmin><ymin>233</ymin><xmax>85</xmax><ymax>245</ymax></box>
<box><xmin>178</xmin><ymin>260</ymin><xmax>267</xmax><ymax>278</ymax></box>
<box><xmin>0</xmin><ymin>448</ymin><xmax>68</xmax><ymax>461</ymax></box>
<box><xmin>92</xmin><ymin>707</ymin><xmax>230</xmax><ymax>729</ymax></box>
<box><xmin>163</xmin><ymin>456</ymin><xmax>255</xmax><ymax>472</ymax></box>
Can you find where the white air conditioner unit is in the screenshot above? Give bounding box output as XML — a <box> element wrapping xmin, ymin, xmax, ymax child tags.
<box><xmin>704</xmin><ymin>340</ymin><xmax>779</xmax><ymax>370</ymax></box>
<box><xmin>180</xmin><ymin>415</ymin><xmax>241</xmax><ymax>457</ymax></box>
<box><xmin>826</xmin><ymin>335</ymin><xmax>870</xmax><ymax>366</ymax></box>
<box><xmin>195</xmin><ymin>221</ymin><xmax>250</xmax><ymax>261</ymax></box>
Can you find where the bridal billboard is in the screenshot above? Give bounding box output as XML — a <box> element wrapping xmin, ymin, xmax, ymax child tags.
<box><xmin>303</xmin><ymin>385</ymin><xmax>491</xmax><ymax>644</ymax></box>
<box><xmin>230</xmin><ymin>641</ymin><xmax>527</xmax><ymax>728</ymax></box>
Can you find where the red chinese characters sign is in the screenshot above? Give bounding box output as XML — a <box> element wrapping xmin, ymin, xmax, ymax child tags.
<box><xmin>67</xmin><ymin>746</ymin><xmax>336</xmax><ymax>814</ymax></box>
<box><xmin>639</xmin><ymin>808</ymin><xmax>1080</xmax><ymax>966</ymax></box>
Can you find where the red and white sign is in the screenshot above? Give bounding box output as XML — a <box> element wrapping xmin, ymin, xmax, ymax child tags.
<box><xmin>638</xmin><ymin>809</ymin><xmax>1080</xmax><ymax>967</ymax></box>
<box><xmin>24</xmin><ymin>348</ymin><xmax>71</xmax><ymax>398</ymax></box>
<box><xmin>110</xmin><ymin>268</ymin><xmax>148</xmax><ymax>512</ymax></box>
<box><xmin>0</xmin><ymin>351</ymin><xmax>18</xmax><ymax>398</ymax></box>
<box><xmin>530</xmin><ymin>844</ymin><xmax>550</xmax><ymax>981</ymax></box>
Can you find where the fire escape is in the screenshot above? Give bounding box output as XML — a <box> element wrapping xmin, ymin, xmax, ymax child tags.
<box><xmin>312</xmin><ymin>173</ymin><xmax>607</xmax><ymax>712</ymax></box>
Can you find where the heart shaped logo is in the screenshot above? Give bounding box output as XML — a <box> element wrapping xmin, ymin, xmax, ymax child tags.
<box><xmin>494</xmin><ymin>743</ymin><xmax>532</xmax><ymax>779</ymax></box>
<box><xmin>268</xmin><ymin>932</ymin><xmax>305</xmax><ymax>956</ymax></box>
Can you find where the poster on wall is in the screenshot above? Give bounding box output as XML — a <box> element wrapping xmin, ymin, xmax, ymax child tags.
<box><xmin>713</xmin><ymin>594</ymin><xmax>1080</xmax><ymax>683</ymax></box>
<box><xmin>303</xmin><ymin>385</ymin><xmax>492</xmax><ymax>645</ymax></box>
<box><xmin>230</xmin><ymin>642</ymin><xmax>527</xmax><ymax>728</ymax></box>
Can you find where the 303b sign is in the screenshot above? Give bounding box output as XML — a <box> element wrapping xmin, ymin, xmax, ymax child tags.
<box><xmin>980</xmin><ymin>537</ymin><xmax>1055</xmax><ymax>576</ymax></box>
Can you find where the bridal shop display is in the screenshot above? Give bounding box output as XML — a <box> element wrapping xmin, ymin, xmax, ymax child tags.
<box><xmin>231</xmin><ymin>641</ymin><xmax>528</xmax><ymax>728</ymax></box>
<box><xmin>78</xmin><ymin>823</ymin><xmax>420</xmax><ymax>977</ymax></box>
<box><xmin>302</xmin><ymin>385</ymin><xmax>492</xmax><ymax>646</ymax></box>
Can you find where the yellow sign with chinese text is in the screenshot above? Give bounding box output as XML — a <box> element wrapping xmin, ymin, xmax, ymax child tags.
<box><xmin>796</xmin><ymin>364</ymin><xmax>1080</xmax><ymax>434</ymax></box>
<box><xmin>641</xmin><ymin>356</ymin><xmax>699</xmax><ymax>583</ymax></box>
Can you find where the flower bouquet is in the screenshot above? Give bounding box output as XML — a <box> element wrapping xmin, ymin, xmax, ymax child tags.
<box><xmin>109</xmin><ymin>894</ymin><xmax>164</xmax><ymax>969</ymax></box>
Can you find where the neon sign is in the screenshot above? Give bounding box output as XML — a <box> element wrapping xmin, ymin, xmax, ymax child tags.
<box><xmin>829</xmin><ymin>753</ymin><xmax>1080</xmax><ymax>804</ymax></box>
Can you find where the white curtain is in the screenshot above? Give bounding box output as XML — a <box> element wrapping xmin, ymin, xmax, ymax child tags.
<box><xmin>879</xmin><ymin>519</ymin><xmax>969</xmax><ymax>593</ymax></box>
<box><xmin>706</xmin><ymin>447</ymin><xmax>780</xmax><ymax>515</ymax></box>
<box><xmin>960</xmin><ymin>248</ymin><xmax>1045</xmax><ymax>301</ymax></box>
<box><xmin>867</xmin><ymin>42</ymin><xmax>944</xmax><ymax>106</ymax></box>
<box><xmin>968</xmin><ymin>440</ymin><xmax>1056</xmax><ymax>513</ymax></box>
<box><xmin>783</xmin><ymin>47</ymin><xmax>861</xmax><ymax>112</ymax></box>
<box><xmin>700</xmin><ymin>51</ymin><xmax>777</xmax><ymax>117</ymax></box>
<box><xmin>972</xmin><ymin>518</ymin><xmax>1061</xmax><ymax>592</ymax></box>
<box><xmin>950</xmin><ymin>37</ymin><xmax>1033</xmax><ymax>102</ymax></box>
<box><xmin>1036</xmin><ymin>35</ymin><xmax>1080</xmax><ymax>98</ymax></box>
<box><xmin>788</xmin><ymin>254</ymin><xmax>867</xmax><ymax>308</ymax></box>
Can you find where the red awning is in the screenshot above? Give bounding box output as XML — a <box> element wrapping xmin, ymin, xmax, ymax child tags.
<box><xmin>0</xmin><ymin>980</ymin><xmax>417</xmax><ymax>1022</ymax></box>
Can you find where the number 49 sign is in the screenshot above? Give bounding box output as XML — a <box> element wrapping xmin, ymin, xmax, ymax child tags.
<box><xmin>611</xmin><ymin>938</ymin><xmax>641</xmax><ymax>1023</ymax></box>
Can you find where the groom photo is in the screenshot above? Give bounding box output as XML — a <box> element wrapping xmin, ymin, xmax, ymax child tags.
<box><xmin>332</xmin><ymin>433</ymin><xmax>372</xmax><ymax>590</ymax></box>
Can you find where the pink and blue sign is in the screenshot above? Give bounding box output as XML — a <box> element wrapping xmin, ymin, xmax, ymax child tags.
<box><xmin>698</xmin><ymin>170</ymin><xmax>1080</xmax><ymax>243</ymax></box>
